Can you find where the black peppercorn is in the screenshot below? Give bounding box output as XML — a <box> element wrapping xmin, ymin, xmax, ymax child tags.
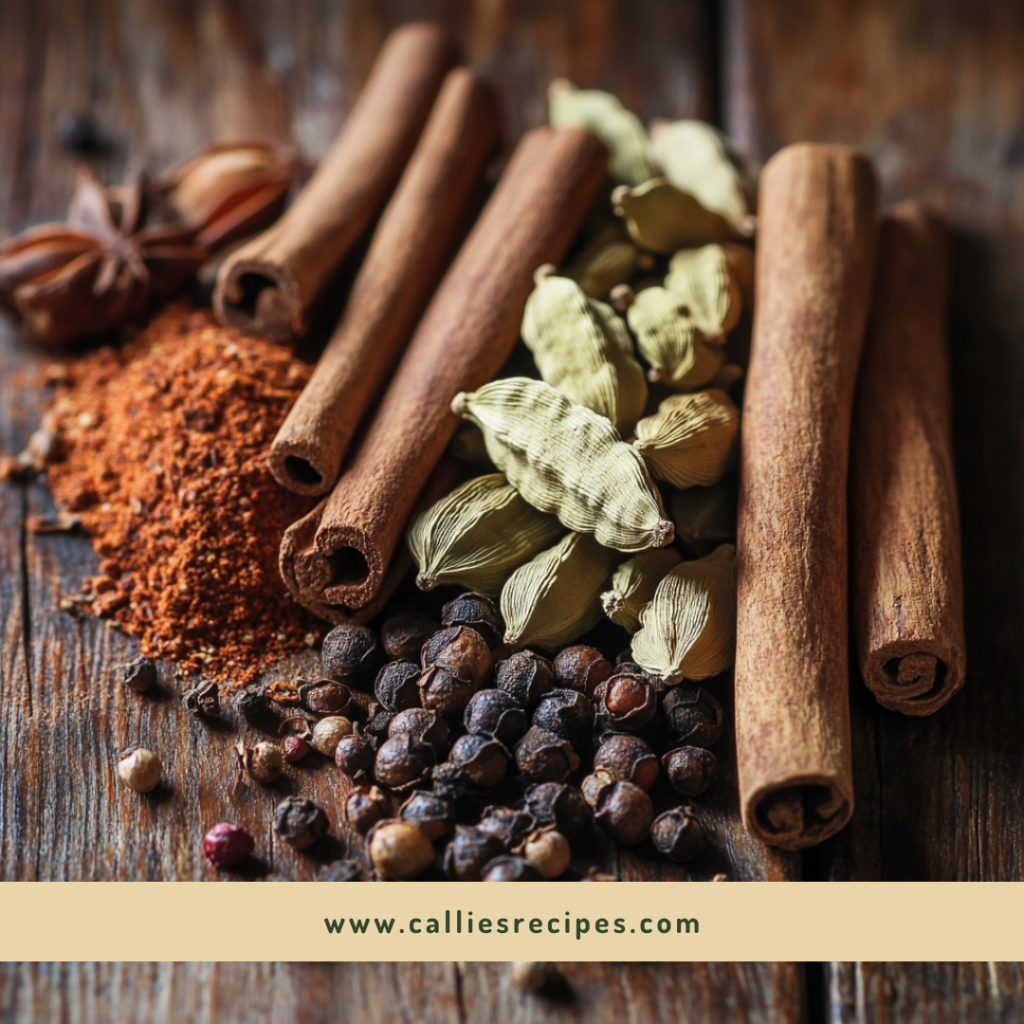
<box><xmin>593</xmin><ymin>734</ymin><xmax>660</xmax><ymax>791</ymax></box>
<box><xmin>236</xmin><ymin>686</ymin><xmax>274</xmax><ymax>730</ymax></box>
<box><xmin>581</xmin><ymin>769</ymin><xmax>617</xmax><ymax>809</ymax></box>
<box><xmin>661</xmin><ymin>746</ymin><xmax>718</xmax><ymax>796</ymax></box>
<box><xmin>523</xmin><ymin>782</ymin><xmax>590</xmax><ymax>840</ymax></box>
<box><xmin>594</xmin><ymin>671</ymin><xmax>658</xmax><ymax>732</ymax></box>
<box><xmin>388</xmin><ymin>708</ymin><xmax>449</xmax><ymax>756</ymax></box>
<box><xmin>594</xmin><ymin>781</ymin><xmax>654</xmax><ymax>846</ymax></box>
<box><xmin>121</xmin><ymin>655</ymin><xmax>157</xmax><ymax>694</ymax></box>
<box><xmin>321</xmin><ymin>623</ymin><xmax>380</xmax><ymax>687</ymax></box>
<box><xmin>346</xmin><ymin>785</ymin><xmax>391</xmax><ymax>835</ymax></box>
<box><xmin>364</xmin><ymin>708</ymin><xmax>396</xmax><ymax>750</ymax></box>
<box><xmin>463</xmin><ymin>688</ymin><xmax>528</xmax><ymax>746</ymax></box>
<box><xmin>375</xmin><ymin>733</ymin><xmax>436</xmax><ymax>790</ymax></box>
<box><xmin>481</xmin><ymin>855</ymin><xmax>544</xmax><ymax>881</ymax></box>
<box><xmin>476</xmin><ymin>805</ymin><xmax>536</xmax><ymax>850</ymax></box>
<box><xmin>399</xmin><ymin>790</ymin><xmax>455</xmax><ymax>842</ymax></box>
<box><xmin>421</xmin><ymin>625</ymin><xmax>493</xmax><ymax>691</ymax></box>
<box><xmin>335</xmin><ymin>733</ymin><xmax>375</xmax><ymax>777</ymax></box>
<box><xmin>381</xmin><ymin>610</ymin><xmax>438</xmax><ymax>663</ymax></box>
<box><xmin>496</xmin><ymin>650</ymin><xmax>554</xmax><ymax>707</ymax></box>
<box><xmin>532</xmin><ymin>689</ymin><xmax>594</xmax><ymax>753</ymax></box>
<box><xmin>448</xmin><ymin>734</ymin><xmax>508</xmax><ymax>791</ymax></box>
<box><xmin>443</xmin><ymin>825</ymin><xmax>505</xmax><ymax>881</ymax></box>
<box><xmin>299</xmin><ymin>678</ymin><xmax>353</xmax><ymax>717</ymax></box>
<box><xmin>651</xmin><ymin>805</ymin><xmax>705</xmax><ymax>863</ymax></box>
<box><xmin>553</xmin><ymin>645</ymin><xmax>613</xmax><ymax>697</ymax></box>
<box><xmin>373</xmin><ymin>661</ymin><xmax>422</xmax><ymax>713</ymax></box>
<box><xmin>418</xmin><ymin>664</ymin><xmax>479</xmax><ymax>719</ymax></box>
<box><xmin>441</xmin><ymin>592</ymin><xmax>503</xmax><ymax>647</ymax></box>
<box><xmin>182</xmin><ymin>679</ymin><xmax>219</xmax><ymax>717</ymax></box>
<box><xmin>430</xmin><ymin>761</ymin><xmax>475</xmax><ymax>804</ymax></box>
<box><xmin>274</xmin><ymin>795</ymin><xmax>329</xmax><ymax>849</ymax></box>
<box><xmin>662</xmin><ymin>686</ymin><xmax>723</xmax><ymax>748</ymax></box>
<box><xmin>320</xmin><ymin>859</ymin><xmax>363</xmax><ymax>882</ymax></box>
<box><xmin>514</xmin><ymin>726</ymin><xmax>580</xmax><ymax>784</ymax></box>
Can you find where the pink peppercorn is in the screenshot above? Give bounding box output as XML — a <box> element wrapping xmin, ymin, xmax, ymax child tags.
<box><xmin>282</xmin><ymin>735</ymin><xmax>310</xmax><ymax>763</ymax></box>
<box><xmin>203</xmin><ymin>822</ymin><xmax>255</xmax><ymax>866</ymax></box>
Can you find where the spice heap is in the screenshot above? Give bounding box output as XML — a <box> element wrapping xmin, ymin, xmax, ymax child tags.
<box><xmin>45</xmin><ymin>305</ymin><xmax>319</xmax><ymax>683</ymax></box>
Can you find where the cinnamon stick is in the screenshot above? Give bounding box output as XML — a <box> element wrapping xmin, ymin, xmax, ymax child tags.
<box><xmin>280</xmin><ymin>126</ymin><xmax>608</xmax><ymax>621</ymax></box>
<box><xmin>735</xmin><ymin>143</ymin><xmax>879</xmax><ymax>851</ymax></box>
<box><xmin>269</xmin><ymin>69</ymin><xmax>501</xmax><ymax>495</ymax></box>
<box><xmin>850</xmin><ymin>202</ymin><xmax>965</xmax><ymax>715</ymax></box>
<box><xmin>214</xmin><ymin>23</ymin><xmax>458</xmax><ymax>341</ymax></box>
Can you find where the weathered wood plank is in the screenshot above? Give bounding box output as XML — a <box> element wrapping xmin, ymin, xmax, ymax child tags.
<box><xmin>727</xmin><ymin>0</ymin><xmax>1024</xmax><ymax>880</ymax></box>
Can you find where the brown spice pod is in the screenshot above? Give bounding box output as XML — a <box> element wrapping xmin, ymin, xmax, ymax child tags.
<box><xmin>735</xmin><ymin>143</ymin><xmax>879</xmax><ymax>851</ymax></box>
<box><xmin>850</xmin><ymin>202</ymin><xmax>966</xmax><ymax>715</ymax></box>
<box><xmin>213</xmin><ymin>23</ymin><xmax>459</xmax><ymax>341</ymax></box>
<box><xmin>280</xmin><ymin>126</ymin><xmax>609</xmax><ymax>618</ymax></box>
<box><xmin>269</xmin><ymin>69</ymin><xmax>501</xmax><ymax>495</ymax></box>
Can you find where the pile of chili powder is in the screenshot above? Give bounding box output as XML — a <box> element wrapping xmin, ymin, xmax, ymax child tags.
<box><xmin>45</xmin><ymin>305</ymin><xmax>321</xmax><ymax>684</ymax></box>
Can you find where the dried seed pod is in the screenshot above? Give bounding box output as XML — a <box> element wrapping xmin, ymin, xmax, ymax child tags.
<box><xmin>553</xmin><ymin>645</ymin><xmax>613</xmax><ymax>697</ymax></box>
<box><xmin>421</xmin><ymin>625</ymin><xmax>494</xmax><ymax>689</ymax></box>
<box><xmin>631</xmin><ymin>544</ymin><xmax>737</xmax><ymax>684</ymax></box>
<box><xmin>566</xmin><ymin>226</ymin><xmax>640</xmax><ymax>300</ymax></box>
<box><xmin>532</xmin><ymin>689</ymin><xmax>594</xmax><ymax>753</ymax></box>
<box><xmin>444</xmin><ymin>825</ymin><xmax>506</xmax><ymax>881</ymax></box>
<box><xmin>648</xmin><ymin>120</ymin><xmax>757</xmax><ymax>237</ymax></box>
<box><xmin>310</xmin><ymin>716</ymin><xmax>353</xmax><ymax>757</ymax></box>
<box><xmin>298</xmin><ymin>678</ymin><xmax>353</xmax><ymax>717</ymax></box>
<box><xmin>501</xmin><ymin>533</ymin><xmax>621</xmax><ymax>651</ymax></box>
<box><xmin>522</xmin><ymin>271</ymin><xmax>647</xmax><ymax>434</ymax></box>
<box><xmin>581</xmin><ymin>768</ymin><xmax>617</xmax><ymax>809</ymax></box>
<box><xmin>448</xmin><ymin>734</ymin><xmax>509</xmax><ymax>791</ymax></box>
<box><xmin>626</xmin><ymin>287</ymin><xmax>725</xmax><ymax>390</ymax></box>
<box><xmin>321</xmin><ymin>624</ymin><xmax>380</xmax><ymax>687</ymax></box>
<box><xmin>274</xmin><ymin>795</ymin><xmax>329</xmax><ymax>850</ymax></box>
<box><xmin>594</xmin><ymin>780</ymin><xmax>654</xmax><ymax>845</ymax></box>
<box><xmin>515</xmin><ymin>726</ymin><xmax>580</xmax><ymax>784</ymax></box>
<box><xmin>593</xmin><ymin>671</ymin><xmax>658</xmax><ymax>732</ymax></box>
<box><xmin>651</xmin><ymin>804</ymin><xmax>705</xmax><ymax>863</ymax></box>
<box><xmin>613</xmin><ymin>179</ymin><xmax>739</xmax><ymax>254</ymax></box>
<box><xmin>496</xmin><ymin>650</ymin><xmax>555</xmax><ymax>707</ymax></box>
<box><xmin>367</xmin><ymin>819</ymin><xmax>434</xmax><ymax>880</ymax></box>
<box><xmin>236</xmin><ymin>740</ymin><xmax>284</xmax><ymax>783</ymax></box>
<box><xmin>373</xmin><ymin>661</ymin><xmax>422</xmax><ymax>713</ymax></box>
<box><xmin>523</xmin><ymin>782</ymin><xmax>591</xmax><ymax>840</ymax></box>
<box><xmin>441</xmin><ymin>592</ymin><xmax>503</xmax><ymax>647</ymax></box>
<box><xmin>117</xmin><ymin>745</ymin><xmax>162</xmax><ymax>793</ymax></box>
<box><xmin>670</xmin><ymin>476</ymin><xmax>737</xmax><ymax>554</ymax></box>
<box><xmin>633</xmin><ymin>390</ymin><xmax>739</xmax><ymax>489</ymax></box>
<box><xmin>408</xmin><ymin>473</ymin><xmax>563</xmax><ymax>596</ymax></box>
<box><xmin>476</xmin><ymin>806</ymin><xmax>536</xmax><ymax>850</ymax></box>
<box><xmin>463</xmin><ymin>688</ymin><xmax>529</xmax><ymax>746</ymax></box>
<box><xmin>181</xmin><ymin>679</ymin><xmax>219</xmax><ymax>717</ymax></box>
<box><xmin>662</xmin><ymin>745</ymin><xmax>718</xmax><ymax>796</ymax></box>
<box><xmin>347</xmin><ymin>785</ymin><xmax>392</xmax><ymax>835</ymax></box>
<box><xmin>593</xmin><ymin>733</ymin><xmax>660</xmax><ymax>790</ymax></box>
<box><xmin>481</xmin><ymin>855</ymin><xmax>544</xmax><ymax>882</ymax></box>
<box><xmin>388</xmin><ymin>708</ymin><xmax>450</xmax><ymax>755</ymax></box>
<box><xmin>453</xmin><ymin>379</ymin><xmax>673</xmax><ymax>552</ymax></box>
<box><xmin>121</xmin><ymin>655</ymin><xmax>157</xmax><ymax>694</ymax></box>
<box><xmin>380</xmin><ymin>610</ymin><xmax>439</xmax><ymax>662</ymax></box>
<box><xmin>520</xmin><ymin>827</ymin><xmax>571</xmax><ymax>879</ymax></box>
<box><xmin>664</xmin><ymin>244</ymin><xmax>753</xmax><ymax>339</ymax></box>
<box><xmin>375</xmin><ymin>733</ymin><xmax>436</xmax><ymax>790</ymax></box>
<box><xmin>335</xmin><ymin>733</ymin><xmax>375</xmax><ymax>777</ymax></box>
<box><xmin>399</xmin><ymin>790</ymin><xmax>455</xmax><ymax>842</ymax></box>
<box><xmin>662</xmin><ymin>686</ymin><xmax>724</xmax><ymax>748</ymax></box>
<box><xmin>602</xmin><ymin>547</ymin><xmax>684</xmax><ymax>634</ymax></box>
<box><xmin>548</xmin><ymin>79</ymin><xmax>653</xmax><ymax>186</ymax></box>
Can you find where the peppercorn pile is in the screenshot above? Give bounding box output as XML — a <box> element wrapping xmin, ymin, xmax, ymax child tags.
<box><xmin>44</xmin><ymin>305</ymin><xmax>320</xmax><ymax>684</ymax></box>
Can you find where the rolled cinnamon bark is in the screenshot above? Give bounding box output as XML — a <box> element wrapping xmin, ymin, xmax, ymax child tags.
<box><xmin>735</xmin><ymin>143</ymin><xmax>879</xmax><ymax>851</ymax></box>
<box><xmin>280</xmin><ymin>126</ymin><xmax>609</xmax><ymax>621</ymax></box>
<box><xmin>850</xmin><ymin>202</ymin><xmax>965</xmax><ymax>715</ymax></box>
<box><xmin>269</xmin><ymin>69</ymin><xmax>501</xmax><ymax>495</ymax></box>
<box><xmin>214</xmin><ymin>23</ymin><xmax>459</xmax><ymax>341</ymax></box>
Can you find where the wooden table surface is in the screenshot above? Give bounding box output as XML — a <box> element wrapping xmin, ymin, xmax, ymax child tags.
<box><xmin>1</xmin><ymin>0</ymin><xmax>1022</xmax><ymax>1019</ymax></box>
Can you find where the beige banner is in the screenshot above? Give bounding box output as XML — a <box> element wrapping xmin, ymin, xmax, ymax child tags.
<box><xmin>2</xmin><ymin>882</ymin><xmax>1022</xmax><ymax>961</ymax></box>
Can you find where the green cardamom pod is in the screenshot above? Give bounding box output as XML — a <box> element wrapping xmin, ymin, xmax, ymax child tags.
<box><xmin>626</xmin><ymin>286</ymin><xmax>725</xmax><ymax>389</ymax></box>
<box><xmin>548</xmin><ymin>79</ymin><xmax>654</xmax><ymax>186</ymax></box>
<box><xmin>502</xmin><ymin>532</ymin><xmax>620</xmax><ymax>650</ymax></box>
<box><xmin>633</xmin><ymin>389</ymin><xmax>739</xmax><ymax>489</ymax></box>
<box><xmin>601</xmin><ymin>546</ymin><xmax>684</xmax><ymax>634</ymax></box>
<box><xmin>670</xmin><ymin>475</ymin><xmax>737</xmax><ymax>554</ymax></box>
<box><xmin>408</xmin><ymin>473</ymin><xmax>564</xmax><ymax>596</ymax></box>
<box><xmin>613</xmin><ymin>179</ymin><xmax>739</xmax><ymax>254</ymax></box>
<box><xmin>523</xmin><ymin>270</ymin><xmax>647</xmax><ymax>434</ymax></box>
<box><xmin>566</xmin><ymin>227</ymin><xmax>640</xmax><ymax>300</ymax></box>
<box><xmin>630</xmin><ymin>544</ymin><xmax>737</xmax><ymax>684</ymax></box>
<box><xmin>452</xmin><ymin>378</ymin><xmax>674</xmax><ymax>553</ymax></box>
<box><xmin>664</xmin><ymin>244</ymin><xmax>754</xmax><ymax>339</ymax></box>
<box><xmin>648</xmin><ymin>119</ymin><xmax>757</xmax><ymax>236</ymax></box>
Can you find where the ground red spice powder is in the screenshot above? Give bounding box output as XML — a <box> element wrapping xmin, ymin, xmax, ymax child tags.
<box><xmin>46</xmin><ymin>304</ymin><xmax>321</xmax><ymax>684</ymax></box>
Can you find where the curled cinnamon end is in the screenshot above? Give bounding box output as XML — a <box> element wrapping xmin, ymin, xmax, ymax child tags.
<box><xmin>216</xmin><ymin>258</ymin><xmax>302</xmax><ymax>342</ymax></box>
<box><xmin>862</xmin><ymin>641</ymin><xmax>965</xmax><ymax>716</ymax></box>
<box><xmin>750</xmin><ymin>781</ymin><xmax>852</xmax><ymax>851</ymax></box>
<box><xmin>268</xmin><ymin>443</ymin><xmax>328</xmax><ymax>496</ymax></box>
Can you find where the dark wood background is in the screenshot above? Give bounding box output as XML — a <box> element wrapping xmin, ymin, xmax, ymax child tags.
<box><xmin>1</xmin><ymin>0</ymin><xmax>1023</xmax><ymax>1018</ymax></box>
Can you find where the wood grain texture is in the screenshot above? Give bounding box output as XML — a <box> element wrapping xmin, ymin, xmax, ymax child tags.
<box><xmin>727</xmin><ymin>0</ymin><xmax>1024</xmax><ymax>879</ymax></box>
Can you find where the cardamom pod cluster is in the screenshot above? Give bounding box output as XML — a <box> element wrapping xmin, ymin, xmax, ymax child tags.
<box><xmin>601</xmin><ymin>547</ymin><xmax>683</xmax><ymax>634</ymax></box>
<box><xmin>452</xmin><ymin>378</ymin><xmax>674</xmax><ymax>553</ymax></box>
<box><xmin>408</xmin><ymin>474</ymin><xmax>563</xmax><ymax>596</ymax></box>
<box><xmin>631</xmin><ymin>544</ymin><xmax>737</xmax><ymax>685</ymax></box>
<box><xmin>664</xmin><ymin>244</ymin><xmax>754</xmax><ymax>340</ymax></box>
<box><xmin>633</xmin><ymin>389</ymin><xmax>739</xmax><ymax>489</ymax></box>
<box><xmin>522</xmin><ymin>270</ymin><xmax>647</xmax><ymax>434</ymax></box>
<box><xmin>502</xmin><ymin>533</ymin><xmax>621</xmax><ymax>650</ymax></box>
